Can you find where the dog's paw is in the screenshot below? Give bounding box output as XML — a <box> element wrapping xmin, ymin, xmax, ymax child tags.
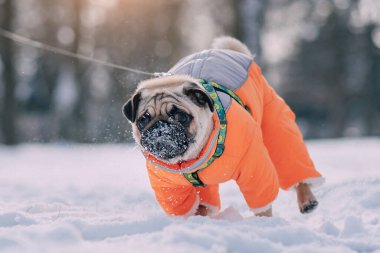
<box><xmin>195</xmin><ymin>204</ymin><xmax>208</xmax><ymax>216</ymax></box>
<box><xmin>300</xmin><ymin>200</ymin><xmax>319</xmax><ymax>214</ymax></box>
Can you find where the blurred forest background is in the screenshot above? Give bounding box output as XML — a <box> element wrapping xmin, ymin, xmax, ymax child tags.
<box><xmin>0</xmin><ymin>0</ymin><xmax>379</xmax><ymax>145</ymax></box>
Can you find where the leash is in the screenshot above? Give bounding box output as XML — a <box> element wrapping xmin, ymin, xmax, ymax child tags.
<box><xmin>183</xmin><ymin>79</ymin><xmax>250</xmax><ymax>188</ymax></box>
<box><xmin>1</xmin><ymin>29</ymin><xmax>249</xmax><ymax>188</ymax></box>
<box><xmin>0</xmin><ymin>28</ymin><xmax>162</xmax><ymax>77</ymax></box>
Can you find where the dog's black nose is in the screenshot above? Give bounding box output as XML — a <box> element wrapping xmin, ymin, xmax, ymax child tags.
<box><xmin>141</xmin><ymin>120</ymin><xmax>189</xmax><ymax>160</ymax></box>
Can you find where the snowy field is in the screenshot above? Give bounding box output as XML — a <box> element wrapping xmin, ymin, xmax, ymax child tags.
<box><xmin>0</xmin><ymin>138</ymin><xmax>379</xmax><ymax>253</ymax></box>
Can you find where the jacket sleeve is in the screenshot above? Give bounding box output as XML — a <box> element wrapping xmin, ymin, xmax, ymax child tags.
<box><xmin>147</xmin><ymin>168</ymin><xmax>199</xmax><ymax>216</ymax></box>
<box><xmin>233</xmin><ymin>124</ymin><xmax>280</xmax><ymax>213</ymax></box>
<box><xmin>197</xmin><ymin>184</ymin><xmax>221</xmax><ymax>216</ymax></box>
<box><xmin>257</xmin><ymin>66</ymin><xmax>324</xmax><ymax>190</ymax></box>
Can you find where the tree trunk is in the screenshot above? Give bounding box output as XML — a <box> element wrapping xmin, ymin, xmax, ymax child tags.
<box><xmin>238</xmin><ymin>0</ymin><xmax>266</xmax><ymax>65</ymax></box>
<box><xmin>365</xmin><ymin>25</ymin><xmax>380</xmax><ymax>135</ymax></box>
<box><xmin>71</xmin><ymin>0</ymin><xmax>88</xmax><ymax>142</ymax></box>
<box><xmin>0</xmin><ymin>0</ymin><xmax>17</xmax><ymax>145</ymax></box>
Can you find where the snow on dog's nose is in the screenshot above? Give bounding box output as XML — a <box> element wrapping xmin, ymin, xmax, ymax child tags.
<box><xmin>141</xmin><ymin>120</ymin><xmax>189</xmax><ymax>160</ymax></box>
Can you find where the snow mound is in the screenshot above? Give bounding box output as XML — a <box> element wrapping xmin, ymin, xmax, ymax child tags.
<box><xmin>0</xmin><ymin>138</ymin><xmax>379</xmax><ymax>252</ymax></box>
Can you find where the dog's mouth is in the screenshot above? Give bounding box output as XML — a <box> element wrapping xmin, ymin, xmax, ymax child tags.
<box><xmin>140</xmin><ymin>120</ymin><xmax>192</xmax><ymax>161</ymax></box>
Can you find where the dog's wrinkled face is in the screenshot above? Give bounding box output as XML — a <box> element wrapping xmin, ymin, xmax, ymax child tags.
<box><xmin>123</xmin><ymin>77</ymin><xmax>214</xmax><ymax>164</ymax></box>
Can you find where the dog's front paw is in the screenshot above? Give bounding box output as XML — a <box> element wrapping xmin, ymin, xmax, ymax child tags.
<box><xmin>300</xmin><ymin>200</ymin><xmax>319</xmax><ymax>214</ymax></box>
<box><xmin>296</xmin><ymin>183</ymin><xmax>319</xmax><ymax>214</ymax></box>
<box><xmin>195</xmin><ymin>204</ymin><xmax>208</xmax><ymax>216</ymax></box>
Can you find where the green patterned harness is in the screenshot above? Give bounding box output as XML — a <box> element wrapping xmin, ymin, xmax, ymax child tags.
<box><xmin>183</xmin><ymin>79</ymin><xmax>250</xmax><ymax>187</ymax></box>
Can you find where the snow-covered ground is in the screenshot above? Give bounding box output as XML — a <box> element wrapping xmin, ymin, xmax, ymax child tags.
<box><xmin>0</xmin><ymin>138</ymin><xmax>379</xmax><ymax>253</ymax></box>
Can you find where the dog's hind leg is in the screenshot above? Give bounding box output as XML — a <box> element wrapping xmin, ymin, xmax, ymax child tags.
<box><xmin>255</xmin><ymin>68</ymin><xmax>324</xmax><ymax>214</ymax></box>
<box><xmin>296</xmin><ymin>183</ymin><xmax>319</xmax><ymax>214</ymax></box>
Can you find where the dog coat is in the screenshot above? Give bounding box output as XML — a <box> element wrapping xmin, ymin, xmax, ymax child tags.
<box><xmin>144</xmin><ymin>49</ymin><xmax>324</xmax><ymax>216</ymax></box>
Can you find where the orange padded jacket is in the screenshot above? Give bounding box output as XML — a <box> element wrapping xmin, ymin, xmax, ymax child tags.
<box><xmin>144</xmin><ymin>50</ymin><xmax>324</xmax><ymax>216</ymax></box>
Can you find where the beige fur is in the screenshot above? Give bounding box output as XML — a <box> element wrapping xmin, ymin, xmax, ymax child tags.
<box><xmin>137</xmin><ymin>75</ymin><xmax>199</xmax><ymax>91</ymax></box>
<box><xmin>132</xmin><ymin>75</ymin><xmax>214</xmax><ymax>164</ymax></box>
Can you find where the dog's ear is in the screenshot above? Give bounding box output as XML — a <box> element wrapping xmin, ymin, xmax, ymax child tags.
<box><xmin>122</xmin><ymin>92</ymin><xmax>141</xmax><ymax>122</ymax></box>
<box><xmin>184</xmin><ymin>86</ymin><xmax>214</xmax><ymax>112</ymax></box>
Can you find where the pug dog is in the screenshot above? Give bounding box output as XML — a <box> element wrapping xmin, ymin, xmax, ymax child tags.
<box><xmin>123</xmin><ymin>77</ymin><xmax>214</xmax><ymax>165</ymax></box>
<box><xmin>123</xmin><ymin>37</ymin><xmax>324</xmax><ymax>217</ymax></box>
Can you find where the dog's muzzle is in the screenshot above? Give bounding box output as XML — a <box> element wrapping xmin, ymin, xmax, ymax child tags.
<box><xmin>141</xmin><ymin>120</ymin><xmax>189</xmax><ymax>160</ymax></box>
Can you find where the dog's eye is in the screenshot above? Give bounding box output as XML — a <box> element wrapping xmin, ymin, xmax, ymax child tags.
<box><xmin>137</xmin><ymin>113</ymin><xmax>151</xmax><ymax>130</ymax></box>
<box><xmin>175</xmin><ymin>112</ymin><xmax>192</xmax><ymax>125</ymax></box>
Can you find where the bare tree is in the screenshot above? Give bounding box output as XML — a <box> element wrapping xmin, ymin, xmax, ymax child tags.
<box><xmin>0</xmin><ymin>0</ymin><xmax>17</xmax><ymax>145</ymax></box>
<box><xmin>238</xmin><ymin>0</ymin><xmax>267</xmax><ymax>64</ymax></box>
<box><xmin>364</xmin><ymin>24</ymin><xmax>380</xmax><ymax>135</ymax></box>
<box><xmin>71</xmin><ymin>0</ymin><xmax>88</xmax><ymax>142</ymax></box>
